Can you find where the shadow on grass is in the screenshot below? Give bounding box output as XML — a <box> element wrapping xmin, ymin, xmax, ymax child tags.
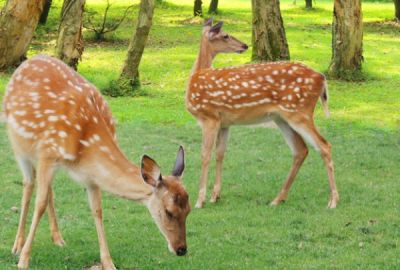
<box><xmin>364</xmin><ymin>19</ymin><xmax>400</xmax><ymax>34</ymax></box>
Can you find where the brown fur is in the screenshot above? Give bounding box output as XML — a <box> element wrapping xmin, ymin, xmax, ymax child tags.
<box><xmin>3</xmin><ymin>55</ymin><xmax>190</xmax><ymax>270</ymax></box>
<box><xmin>186</xmin><ymin>21</ymin><xmax>338</xmax><ymax>209</ymax></box>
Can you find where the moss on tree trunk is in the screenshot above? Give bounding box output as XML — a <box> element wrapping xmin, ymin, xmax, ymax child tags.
<box><xmin>328</xmin><ymin>0</ymin><xmax>363</xmax><ymax>80</ymax></box>
<box><xmin>0</xmin><ymin>0</ymin><xmax>45</xmax><ymax>70</ymax></box>
<box><xmin>251</xmin><ymin>0</ymin><xmax>290</xmax><ymax>62</ymax></box>
<box><xmin>56</xmin><ymin>0</ymin><xmax>85</xmax><ymax>70</ymax></box>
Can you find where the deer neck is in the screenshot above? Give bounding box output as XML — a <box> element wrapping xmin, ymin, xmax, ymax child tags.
<box><xmin>191</xmin><ymin>36</ymin><xmax>216</xmax><ymax>76</ymax></box>
<box><xmin>74</xmin><ymin>143</ymin><xmax>153</xmax><ymax>204</ymax></box>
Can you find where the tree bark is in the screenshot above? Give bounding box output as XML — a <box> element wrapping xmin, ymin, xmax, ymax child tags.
<box><xmin>39</xmin><ymin>0</ymin><xmax>52</xmax><ymax>25</ymax></box>
<box><xmin>0</xmin><ymin>0</ymin><xmax>45</xmax><ymax>70</ymax></box>
<box><xmin>328</xmin><ymin>0</ymin><xmax>363</xmax><ymax>80</ymax></box>
<box><xmin>119</xmin><ymin>0</ymin><xmax>155</xmax><ymax>88</ymax></box>
<box><xmin>251</xmin><ymin>0</ymin><xmax>290</xmax><ymax>62</ymax></box>
<box><xmin>56</xmin><ymin>0</ymin><xmax>85</xmax><ymax>70</ymax></box>
<box><xmin>208</xmin><ymin>0</ymin><xmax>218</xmax><ymax>14</ymax></box>
<box><xmin>395</xmin><ymin>0</ymin><xmax>400</xmax><ymax>20</ymax></box>
<box><xmin>194</xmin><ymin>0</ymin><xmax>203</xmax><ymax>17</ymax></box>
<box><xmin>305</xmin><ymin>0</ymin><xmax>312</xmax><ymax>9</ymax></box>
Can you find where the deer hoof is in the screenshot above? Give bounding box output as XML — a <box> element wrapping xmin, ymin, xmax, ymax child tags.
<box><xmin>210</xmin><ymin>194</ymin><xmax>220</xmax><ymax>203</ymax></box>
<box><xmin>12</xmin><ymin>238</ymin><xmax>24</xmax><ymax>255</ymax></box>
<box><xmin>17</xmin><ymin>255</ymin><xmax>29</xmax><ymax>269</ymax></box>
<box><xmin>195</xmin><ymin>200</ymin><xmax>205</xmax><ymax>208</ymax></box>
<box><xmin>52</xmin><ymin>236</ymin><xmax>66</xmax><ymax>247</ymax></box>
<box><xmin>270</xmin><ymin>198</ymin><xmax>285</xmax><ymax>206</ymax></box>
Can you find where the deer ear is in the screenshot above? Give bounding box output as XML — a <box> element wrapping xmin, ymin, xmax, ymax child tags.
<box><xmin>141</xmin><ymin>155</ymin><xmax>162</xmax><ymax>187</ymax></box>
<box><xmin>172</xmin><ymin>146</ymin><xmax>185</xmax><ymax>179</ymax></box>
<box><xmin>208</xmin><ymin>21</ymin><xmax>223</xmax><ymax>39</ymax></box>
<box><xmin>204</xmin><ymin>18</ymin><xmax>213</xmax><ymax>27</ymax></box>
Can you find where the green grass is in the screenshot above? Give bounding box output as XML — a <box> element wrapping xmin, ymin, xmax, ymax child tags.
<box><xmin>1</xmin><ymin>0</ymin><xmax>400</xmax><ymax>269</ymax></box>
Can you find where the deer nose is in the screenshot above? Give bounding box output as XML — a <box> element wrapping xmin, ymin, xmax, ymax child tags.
<box><xmin>242</xmin><ymin>44</ymin><xmax>248</xmax><ymax>50</ymax></box>
<box><xmin>176</xmin><ymin>247</ymin><xmax>187</xmax><ymax>256</ymax></box>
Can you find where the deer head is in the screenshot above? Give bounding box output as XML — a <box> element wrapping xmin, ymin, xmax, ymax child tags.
<box><xmin>141</xmin><ymin>146</ymin><xmax>190</xmax><ymax>256</ymax></box>
<box><xmin>202</xmin><ymin>18</ymin><xmax>248</xmax><ymax>55</ymax></box>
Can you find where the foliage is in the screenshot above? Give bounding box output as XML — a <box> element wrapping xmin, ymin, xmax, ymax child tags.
<box><xmin>0</xmin><ymin>0</ymin><xmax>399</xmax><ymax>269</ymax></box>
<box><xmin>83</xmin><ymin>0</ymin><xmax>134</xmax><ymax>41</ymax></box>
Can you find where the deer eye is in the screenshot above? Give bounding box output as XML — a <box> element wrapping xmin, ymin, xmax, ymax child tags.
<box><xmin>165</xmin><ymin>210</ymin><xmax>173</xmax><ymax>219</ymax></box>
<box><xmin>223</xmin><ymin>34</ymin><xmax>229</xmax><ymax>39</ymax></box>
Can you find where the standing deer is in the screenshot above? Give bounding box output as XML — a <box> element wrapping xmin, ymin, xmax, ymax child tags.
<box><xmin>186</xmin><ymin>19</ymin><xmax>339</xmax><ymax>209</ymax></box>
<box><xmin>3</xmin><ymin>55</ymin><xmax>190</xmax><ymax>270</ymax></box>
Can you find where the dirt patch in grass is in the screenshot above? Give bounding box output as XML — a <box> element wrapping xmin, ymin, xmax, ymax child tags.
<box><xmin>364</xmin><ymin>19</ymin><xmax>400</xmax><ymax>34</ymax></box>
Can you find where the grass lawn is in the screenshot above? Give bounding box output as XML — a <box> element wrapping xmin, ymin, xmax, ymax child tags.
<box><xmin>0</xmin><ymin>0</ymin><xmax>399</xmax><ymax>269</ymax></box>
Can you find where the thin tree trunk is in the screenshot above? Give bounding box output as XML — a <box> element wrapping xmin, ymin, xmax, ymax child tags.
<box><xmin>56</xmin><ymin>0</ymin><xmax>85</xmax><ymax>70</ymax></box>
<box><xmin>119</xmin><ymin>0</ymin><xmax>155</xmax><ymax>89</ymax></box>
<box><xmin>395</xmin><ymin>0</ymin><xmax>400</xmax><ymax>20</ymax></box>
<box><xmin>0</xmin><ymin>0</ymin><xmax>45</xmax><ymax>70</ymax></box>
<box><xmin>251</xmin><ymin>0</ymin><xmax>290</xmax><ymax>62</ymax></box>
<box><xmin>194</xmin><ymin>0</ymin><xmax>203</xmax><ymax>17</ymax></box>
<box><xmin>328</xmin><ymin>0</ymin><xmax>363</xmax><ymax>80</ymax></box>
<box><xmin>39</xmin><ymin>0</ymin><xmax>52</xmax><ymax>24</ymax></box>
<box><xmin>305</xmin><ymin>0</ymin><xmax>312</xmax><ymax>9</ymax></box>
<box><xmin>208</xmin><ymin>0</ymin><xmax>218</xmax><ymax>14</ymax></box>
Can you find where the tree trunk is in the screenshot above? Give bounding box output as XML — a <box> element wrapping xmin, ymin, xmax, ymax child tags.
<box><xmin>194</xmin><ymin>0</ymin><xmax>203</xmax><ymax>17</ymax></box>
<box><xmin>208</xmin><ymin>0</ymin><xmax>218</xmax><ymax>14</ymax></box>
<box><xmin>117</xmin><ymin>0</ymin><xmax>154</xmax><ymax>92</ymax></box>
<box><xmin>39</xmin><ymin>0</ymin><xmax>52</xmax><ymax>25</ymax></box>
<box><xmin>251</xmin><ymin>0</ymin><xmax>290</xmax><ymax>62</ymax></box>
<box><xmin>305</xmin><ymin>0</ymin><xmax>312</xmax><ymax>9</ymax></box>
<box><xmin>395</xmin><ymin>0</ymin><xmax>400</xmax><ymax>20</ymax></box>
<box><xmin>328</xmin><ymin>0</ymin><xmax>363</xmax><ymax>80</ymax></box>
<box><xmin>56</xmin><ymin>0</ymin><xmax>85</xmax><ymax>70</ymax></box>
<box><xmin>0</xmin><ymin>0</ymin><xmax>45</xmax><ymax>70</ymax></box>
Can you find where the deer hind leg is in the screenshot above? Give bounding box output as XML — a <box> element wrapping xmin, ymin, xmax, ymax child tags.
<box><xmin>271</xmin><ymin>119</ymin><xmax>309</xmax><ymax>206</ymax></box>
<box><xmin>289</xmin><ymin>119</ymin><xmax>339</xmax><ymax>208</ymax></box>
<box><xmin>210</xmin><ymin>127</ymin><xmax>230</xmax><ymax>203</ymax></box>
<box><xmin>12</xmin><ymin>157</ymin><xmax>35</xmax><ymax>255</ymax></box>
<box><xmin>18</xmin><ymin>157</ymin><xmax>55</xmax><ymax>269</ymax></box>
<box><xmin>195</xmin><ymin>120</ymin><xmax>220</xmax><ymax>208</ymax></box>
<box><xmin>87</xmin><ymin>186</ymin><xmax>116</xmax><ymax>270</ymax></box>
<box><xmin>47</xmin><ymin>187</ymin><xmax>65</xmax><ymax>247</ymax></box>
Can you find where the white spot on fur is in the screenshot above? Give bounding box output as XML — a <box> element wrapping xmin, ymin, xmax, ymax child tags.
<box><xmin>58</xmin><ymin>131</ymin><xmax>67</xmax><ymax>138</ymax></box>
<box><xmin>48</xmin><ymin>115</ymin><xmax>58</xmax><ymax>122</ymax></box>
<box><xmin>80</xmin><ymin>140</ymin><xmax>90</xmax><ymax>147</ymax></box>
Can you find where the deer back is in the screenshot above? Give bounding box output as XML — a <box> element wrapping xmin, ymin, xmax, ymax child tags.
<box><xmin>187</xmin><ymin>62</ymin><xmax>326</xmax><ymax>124</ymax></box>
<box><xmin>3</xmin><ymin>55</ymin><xmax>117</xmax><ymax>163</ymax></box>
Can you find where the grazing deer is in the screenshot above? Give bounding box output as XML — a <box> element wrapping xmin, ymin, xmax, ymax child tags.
<box><xmin>3</xmin><ymin>55</ymin><xmax>190</xmax><ymax>270</ymax></box>
<box><xmin>186</xmin><ymin>19</ymin><xmax>338</xmax><ymax>209</ymax></box>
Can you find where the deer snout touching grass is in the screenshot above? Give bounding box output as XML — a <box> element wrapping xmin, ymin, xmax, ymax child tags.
<box><xmin>3</xmin><ymin>55</ymin><xmax>191</xmax><ymax>270</ymax></box>
<box><xmin>186</xmin><ymin>18</ymin><xmax>338</xmax><ymax>209</ymax></box>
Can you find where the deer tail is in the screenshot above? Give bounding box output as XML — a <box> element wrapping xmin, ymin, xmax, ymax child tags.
<box><xmin>320</xmin><ymin>79</ymin><xmax>330</xmax><ymax>118</ymax></box>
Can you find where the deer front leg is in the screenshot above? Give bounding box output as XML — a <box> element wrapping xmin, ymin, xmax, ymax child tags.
<box><xmin>195</xmin><ymin>120</ymin><xmax>220</xmax><ymax>208</ymax></box>
<box><xmin>271</xmin><ymin>120</ymin><xmax>308</xmax><ymax>206</ymax></box>
<box><xmin>18</xmin><ymin>158</ymin><xmax>54</xmax><ymax>269</ymax></box>
<box><xmin>210</xmin><ymin>127</ymin><xmax>229</xmax><ymax>203</ymax></box>
<box><xmin>48</xmin><ymin>187</ymin><xmax>65</xmax><ymax>247</ymax></box>
<box><xmin>87</xmin><ymin>186</ymin><xmax>116</xmax><ymax>270</ymax></box>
